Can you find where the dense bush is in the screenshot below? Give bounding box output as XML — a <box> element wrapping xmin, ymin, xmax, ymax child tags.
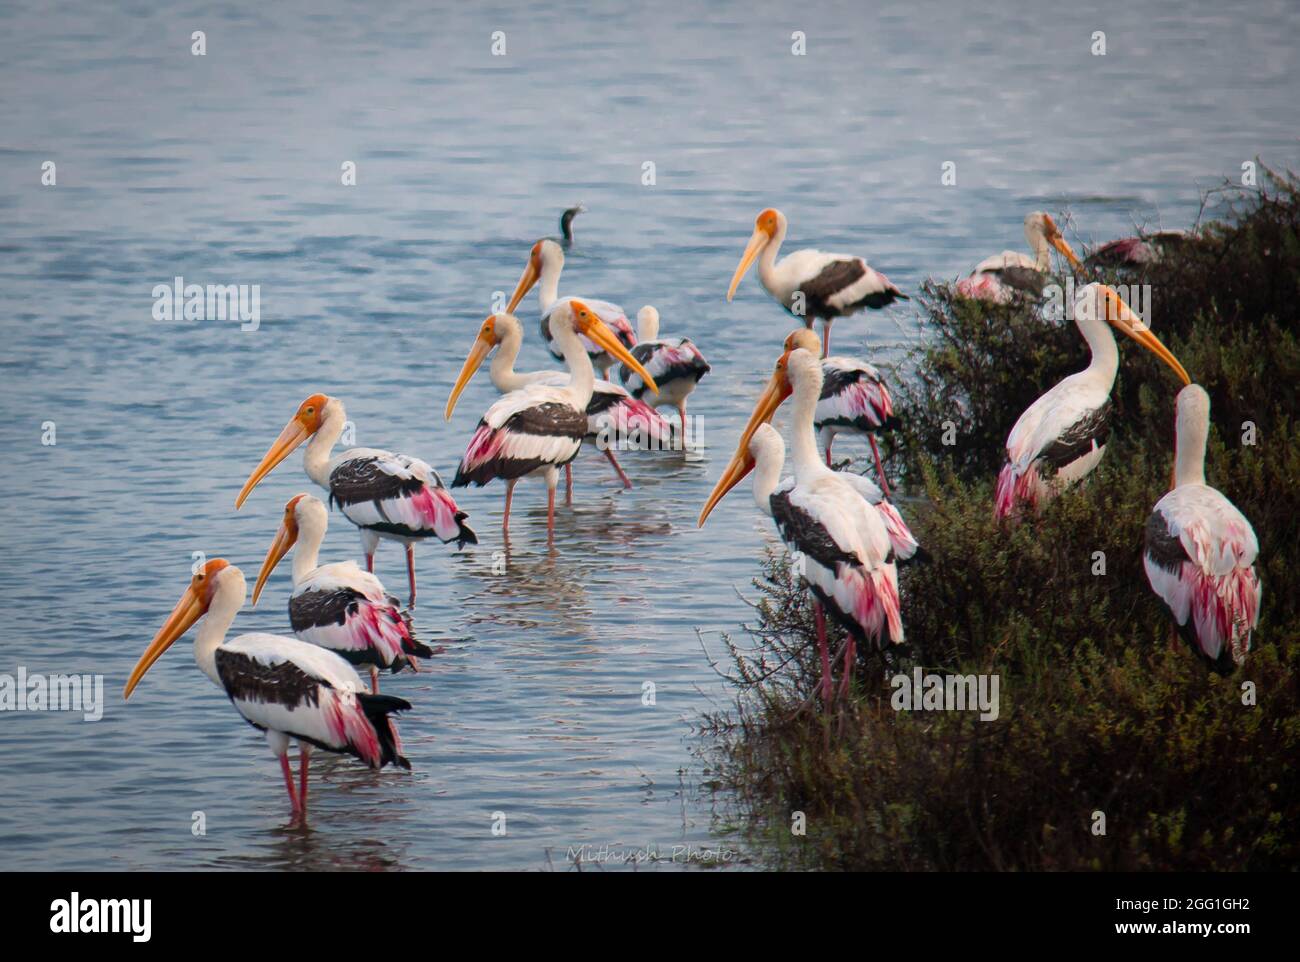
<box><xmin>704</xmin><ymin>167</ymin><xmax>1300</xmax><ymax>871</ymax></box>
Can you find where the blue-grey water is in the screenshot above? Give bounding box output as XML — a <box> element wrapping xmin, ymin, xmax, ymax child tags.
<box><xmin>0</xmin><ymin>0</ymin><xmax>1295</xmax><ymax>870</ymax></box>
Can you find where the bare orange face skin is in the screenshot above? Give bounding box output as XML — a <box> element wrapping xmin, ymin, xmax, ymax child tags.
<box><xmin>755</xmin><ymin>208</ymin><xmax>780</xmax><ymax>237</ymax></box>
<box><xmin>295</xmin><ymin>394</ymin><xmax>327</xmax><ymax>433</ymax></box>
<box><xmin>124</xmin><ymin>558</ymin><xmax>231</xmax><ymax>699</ymax></box>
<box><xmin>235</xmin><ymin>394</ymin><xmax>331</xmax><ymax>509</ymax></box>
<box><xmin>698</xmin><ymin>349</ymin><xmax>794</xmax><ymax>526</ymax></box>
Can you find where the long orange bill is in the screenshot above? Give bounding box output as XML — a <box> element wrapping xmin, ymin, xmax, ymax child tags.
<box><xmin>445</xmin><ymin>330</ymin><xmax>495</xmax><ymax>421</ymax></box>
<box><xmin>252</xmin><ymin>520</ymin><xmax>297</xmax><ymax>606</ymax></box>
<box><xmin>698</xmin><ymin>362</ymin><xmax>791</xmax><ymax>526</ymax></box>
<box><xmin>1050</xmin><ymin>234</ymin><xmax>1084</xmax><ymax>271</ymax></box>
<box><xmin>727</xmin><ymin>228</ymin><xmax>767</xmax><ymax>302</ymax></box>
<box><xmin>123</xmin><ymin>586</ymin><xmax>204</xmax><ymax>699</ymax></box>
<box><xmin>506</xmin><ymin>258</ymin><xmax>540</xmax><ymax>314</ymax></box>
<box><xmin>235</xmin><ymin>417</ymin><xmax>311</xmax><ymax>509</ymax></box>
<box><xmin>1099</xmin><ymin>286</ymin><xmax>1191</xmax><ymax>385</ymax></box>
<box><xmin>574</xmin><ymin>308</ymin><xmax>660</xmax><ymax>394</ymax></box>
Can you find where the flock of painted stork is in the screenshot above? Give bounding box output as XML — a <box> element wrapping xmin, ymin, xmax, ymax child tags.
<box><xmin>121</xmin><ymin>205</ymin><xmax>1261</xmax><ymax>823</ymax></box>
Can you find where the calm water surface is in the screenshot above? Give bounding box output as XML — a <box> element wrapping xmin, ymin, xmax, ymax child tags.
<box><xmin>0</xmin><ymin>0</ymin><xmax>1295</xmax><ymax>870</ymax></box>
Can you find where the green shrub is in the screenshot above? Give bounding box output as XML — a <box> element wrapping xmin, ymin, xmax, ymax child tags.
<box><xmin>703</xmin><ymin>167</ymin><xmax>1300</xmax><ymax>871</ymax></box>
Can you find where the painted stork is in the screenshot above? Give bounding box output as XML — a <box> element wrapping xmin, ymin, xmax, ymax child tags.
<box><xmin>699</xmin><ymin>345</ymin><xmax>904</xmax><ymax>702</ymax></box>
<box><xmin>557</xmin><ymin>204</ymin><xmax>585</xmax><ymax>249</ymax></box>
<box><xmin>123</xmin><ymin>559</ymin><xmax>410</xmax><ymax>824</ymax></box>
<box><xmin>1086</xmin><ymin>229</ymin><xmax>1188</xmax><ymax>269</ymax></box>
<box><xmin>451</xmin><ymin>300</ymin><xmax>658</xmax><ymax>540</ymax></box>
<box><xmin>995</xmin><ymin>283</ymin><xmax>1190</xmax><ymax>519</ymax></box>
<box><xmin>251</xmin><ymin>493</ymin><xmax>435</xmax><ymax>693</ymax></box>
<box><xmin>1143</xmin><ymin>384</ymin><xmax>1261</xmax><ymax>669</ymax></box>
<box><xmin>444</xmin><ymin>312</ymin><xmax>670</xmax><ymax>495</ymax></box>
<box><xmin>506</xmin><ymin>237</ymin><xmax>637</xmax><ymax>379</ymax></box>
<box><xmin>234</xmin><ymin>394</ymin><xmax>476</xmax><ymax>608</ymax></box>
<box><xmin>726</xmin><ymin>207</ymin><xmax>908</xmax><ymax>357</ymax></box>
<box><xmin>782</xmin><ymin>328</ymin><xmax>899</xmax><ymax>495</ymax></box>
<box><xmin>617</xmin><ymin>305</ymin><xmax>711</xmax><ymax>447</ymax></box>
<box><xmin>955</xmin><ymin>211</ymin><xmax>1083</xmax><ymax>303</ymax></box>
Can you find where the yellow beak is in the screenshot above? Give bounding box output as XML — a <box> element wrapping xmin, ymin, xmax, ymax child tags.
<box><xmin>235</xmin><ymin>417</ymin><xmax>311</xmax><ymax>509</ymax></box>
<box><xmin>445</xmin><ymin>331</ymin><xmax>495</xmax><ymax>421</ymax></box>
<box><xmin>698</xmin><ymin>363</ymin><xmax>790</xmax><ymax>526</ymax></box>
<box><xmin>123</xmin><ymin>585</ymin><xmax>204</xmax><ymax>699</ymax></box>
<box><xmin>1099</xmin><ymin>286</ymin><xmax>1191</xmax><ymax>385</ymax></box>
<box><xmin>507</xmin><ymin>258</ymin><xmax>541</xmax><ymax>314</ymax></box>
<box><xmin>1050</xmin><ymin>233</ymin><xmax>1083</xmax><ymax>271</ymax></box>
<box><xmin>573</xmin><ymin>309</ymin><xmax>659</xmax><ymax>394</ymax></box>
<box><xmin>727</xmin><ymin>227</ymin><xmax>768</xmax><ymax>302</ymax></box>
<box><xmin>252</xmin><ymin>520</ymin><xmax>298</xmax><ymax>606</ymax></box>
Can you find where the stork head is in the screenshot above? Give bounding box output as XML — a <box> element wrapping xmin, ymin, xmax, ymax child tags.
<box><xmin>235</xmin><ymin>394</ymin><xmax>336</xmax><ymax>509</ymax></box>
<box><xmin>251</xmin><ymin>493</ymin><xmax>316</xmax><ymax>605</ymax></box>
<box><xmin>1074</xmin><ymin>283</ymin><xmax>1190</xmax><ymax>385</ymax></box>
<box><xmin>728</xmin><ymin>208</ymin><xmax>786</xmax><ymax>302</ymax></box>
<box><xmin>783</xmin><ymin>328</ymin><xmax>822</xmax><ymax>355</ymax></box>
<box><xmin>636</xmin><ymin>305</ymin><xmax>660</xmax><ymax>342</ymax></box>
<box><xmin>1025</xmin><ymin>211</ymin><xmax>1082</xmax><ymax>270</ymax></box>
<box><xmin>445</xmin><ymin>313</ymin><xmax>525</xmax><ymax>420</ymax></box>
<box><xmin>566</xmin><ymin>300</ymin><xmax>658</xmax><ymax>394</ymax></box>
<box><xmin>507</xmin><ymin>238</ymin><xmax>563</xmax><ymax>313</ymax></box>
<box><xmin>699</xmin><ymin>346</ymin><xmax>803</xmax><ymax>526</ymax></box>
<box><xmin>124</xmin><ymin>559</ymin><xmax>237</xmax><ymax>699</ymax></box>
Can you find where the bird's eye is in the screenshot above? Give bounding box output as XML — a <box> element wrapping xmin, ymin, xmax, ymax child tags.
<box><xmin>305</xmin><ymin>406</ymin><xmax>314</xmax><ymax>414</ymax></box>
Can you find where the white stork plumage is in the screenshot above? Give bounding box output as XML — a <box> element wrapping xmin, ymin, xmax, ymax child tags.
<box><xmin>506</xmin><ymin>237</ymin><xmax>637</xmax><ymax>379</ymax></box>
<box><xmin>444</xmin><ymin>312</ymin><xmax>671</xmax><ymax>494</ymax></box>
<box><xmin>955</xmin><ymin>211</ymin><xmax>1084</xmax><ymax>303</ymax></box>
<box><xmin>699</xmin><ymin>346</ymin><xmax>905</xmax><ymax>702</ymax></box>
<box><xmin>783</xmin><ymin>328</ymin><xmax>899</xmax><ymax>495</ymax></box>
<box><xmin>727</xmin><ymin>207</ymin><xmax>908</xmax><ymax>357</ymax></box>
<box><xmin>123</xmin><ymin>559</ymin><xmax>410</xmax><ymax>824</ymax></box>
<box><xmin>1143</xmin><ymin>384</ymin><xmax>1261</xmax><ymax>669</ymax></box>
<box><xmin>995</xmin><ymin>284</ymin><xmax>1191</xmax><ymax>519</ymax></box>
<box><xmin>451</xmin><ymin>300</ymin><xmax>658</xmax><ymax>540</ymax></box>
<box><xmin>617</xmin><ymin>306</ymin><xmax>711</xmax><ymax>447</ymax></box>
<box><xmin>235</xmin><ymin>394</ymin><xmax>476</xmax><ymax>608</ymax></box>
<box><xmin>251</xmin><ymin>493</ymin><xmax>434</xmax><ymax>694</ymax></box>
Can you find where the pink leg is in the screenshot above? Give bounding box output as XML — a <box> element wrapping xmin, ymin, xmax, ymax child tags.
<box><xmin>405</xmin><ymin>545</ymin><xmax>417</xmax><ymax>609</ymax></box>
<box><xmin>564</xmin><ymin>464</ymin><xmax>573</xmax><ymax>505</ymax></box>
<box><xmin>298</xmin><ymin>747</ymin><xmax>310</xmax><ymax>821</ymax></box>
<box><xmin>868</xmin><ymin>434</ymin><xmax>891</xmax><ymax>498</ymax></box>
<box><xmin>370</xmin><ymin>665</ymin><xmax>380</xmax><ymax>694</ymax></box>
<box><xmin>502</xmin><ymin>479</ymin><xmax>516</xmax><ymax>534</ymax></box>
<box><xmin>604</xmin><ymin>448</ymin><xmax>632</xmax><ymax>489</ymax></box>
<box><xmin>822</xmin><ymin>322</ymin><xmax>832</xmax><ymax>357</ymax></box>
<box><xmin>814</xmin><ymin>602</ymin><xmax>832</xmax><ymax>705</ymax></box>
<box><xmin>365</xmin><ymin>552</ymin><xmax>374</xmax><ymax>574</ymax></box>
<box><xmin>825</xmin><ymin>437</ymin><xmax>834</xmax><ymax>466</ymax></box>
<box><xmin>279</xmin><ymin>753</ymin><xmax>301</xmax><ymax>820</ymax></box>
<box><xmin>547</xmin><ymin>483</ymin><xmax>556</xmax><ymax>543</ymax></box>
<box><xmin>838</xmin><ymin>635</ymin><xmax>856</xmax><ymax>700</ymax></box>
<box><xmin>679</xmin><ymin>406</ymin><xmax>688</xmax><ymax>450</ymax></box>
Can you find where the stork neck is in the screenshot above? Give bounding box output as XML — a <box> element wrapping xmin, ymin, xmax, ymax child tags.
<box><xmin>304</xmin><ymin>405</ymin><xmax>345</xmax><ymax>489</ymax></box>
<box><xmin>1077</xmin><ymin>314</ymin><xmax>1120</xmax><ymax>384</ymax></box>
<box><xmin>292</xmin><ymin>513</ymin><xmax>326</xmax><ymax>584</ymax></box>
<box><xmin>1031</xmin><ymin>232</ymin><xmax>1051</xmax><ymax>272</ymax></box>
<box><xmin>1174</xmin><ymin>413</ymin><xmax>1208</xmax><ymax>488</ymax></box>
<box><xmin>757</xmin><ymin>224</ymin><xmax>785</xmax><ymax>295</ymax></box>
<box><xmin>538</xmin><ymin>259</ymin><xmax>561</xmax><ymax>313</ymax></box>
<box><xmin>559</xmin><ymin>326</ymin><xmax>595</xmax><ymax>407</ymax></box>
<box><xmin>489</xmin><ymin>330</ymin><xmax>530</xmax><ymax>393</ymax></box>
<box><xmin>751</xmin><ymin>447</ymin><xmax>782</xmax><ymax>517</ymax></box>
<box><xmin>789</xmin><ymin>378</ymin><xmax>826</xmax><ymax>481</ymax></box>
<box><xmin>193</xmin><ymin>575</ymin><xmax>243</xmax><ymax>689</ymax></box>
